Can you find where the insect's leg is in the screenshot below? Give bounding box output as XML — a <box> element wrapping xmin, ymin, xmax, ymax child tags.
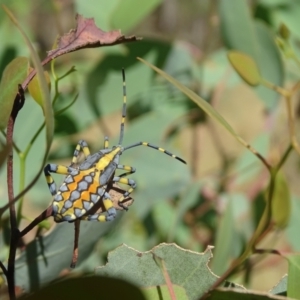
<box><xmin>72</xmin><ymin>140</ymin><xmax>91</xmax><ymax>164</ymax></box>
<box><xmin>116</xmin><ymin>164</ymin><xmax>136</xmax><ymax>178</ymax></box>
<box><xmin>112</xmin><ymin>176</ymin><xmax>137</xmax><ymax>210</ymax></box>
<box><xmin>104</xmin><ymin>136</ymin><xmax>109</xmax><ymax>149</ymax></box>
<box><xmin>44</xmin><ymin>164</ymin><xmax>70</xmax><ymax>196</ymax></box>
<box><xmin>81</xmin><ymin>187</ymin><xmax>117</xmax><ymax>222</ymax></box>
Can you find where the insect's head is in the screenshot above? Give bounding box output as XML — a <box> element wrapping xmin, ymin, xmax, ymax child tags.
<box><xmin>112</xmin><ymin>145</ymin><xmax>125</xmax><ymax>155</ymax></box>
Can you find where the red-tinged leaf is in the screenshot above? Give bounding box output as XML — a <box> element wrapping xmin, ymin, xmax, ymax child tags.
<box><xmin>47</xmin><ymin>14</ymin><xmax>141</xmax><ymax>58</ymax></box>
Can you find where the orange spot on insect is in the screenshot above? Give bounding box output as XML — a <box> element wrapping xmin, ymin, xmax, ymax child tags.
<box><xmin>73</xmin><ymin>199</ymin><xmax>84</xmax><ymax>209</ymax></box>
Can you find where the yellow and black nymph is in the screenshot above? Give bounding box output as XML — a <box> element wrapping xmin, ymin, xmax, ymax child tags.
<box><xmin>44</xmin><ymin>69</ymin><xmax>186</xmax><ymax>223</ymax></box>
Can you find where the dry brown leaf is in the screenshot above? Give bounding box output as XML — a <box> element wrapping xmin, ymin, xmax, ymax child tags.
<box><xmin>47</xmin><ymin>14</ymin><xmax>141</xmax><ymax>58</ymax></box>
<box><xmin>23</xmin><ymin>14</ymin><xmax>140</xmax><ymax>89</ymax></box>
<box><xmin>22</xmin><ymin>14</ymin><xmax>142</xmax><ymax>89</ymax></box>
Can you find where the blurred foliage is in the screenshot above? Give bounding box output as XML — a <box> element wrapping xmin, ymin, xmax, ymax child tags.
<box><xmin>1</xmin><ymin>0</ymin><xmax>300</xmax><ymax>299</ymax></box>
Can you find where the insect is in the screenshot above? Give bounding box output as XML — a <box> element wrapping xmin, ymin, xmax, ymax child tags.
<box><xmin>44</xmin><ymin>69</ymin><xmax>186</xmax><ymax>223</ymax></box>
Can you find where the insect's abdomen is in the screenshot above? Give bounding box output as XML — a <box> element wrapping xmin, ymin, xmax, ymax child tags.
<box><xmin>52</xmin><ymin>168</ymin><xmax>101</xmax><ymax>222</ymax></box>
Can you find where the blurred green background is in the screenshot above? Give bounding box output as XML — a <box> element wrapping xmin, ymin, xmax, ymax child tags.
<box><xmin>0</xmin><ymin>0</ymin><xmax>300</xmax><ymax>293</ymax></box>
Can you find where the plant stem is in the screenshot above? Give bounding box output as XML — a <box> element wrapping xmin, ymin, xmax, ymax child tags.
<box><xmin>284</xmin><ymin>92</ymin><xmax>300</xmax><ymax>156</ymax></box>
<box><xmin>275</xmin><ymin>144</ymin><xmax>293</xmax><ymax>172</ymax></box>
<box><xmin>70</xmin><ymin>220</ymin><xmax>81</xmax><ymax>268</ymax></box>
<box><xmin>20</xmin><ymin>206</ymin><xmax>52</xmax><ymax>237</ymax></box>
<box><xmin>16</xmin><ymin>155</ymin><xmax>25</xmax><ymax>226</ymax></box>
<box><xmin>6</xmin><ymin>85</ymin><xmax>25</xmax><ymax>300</ymax></box>
<box><xmin>201</xmin><ymin>168</ymin><xmax>278</xmax><ymax>299</ymax></box>
<box><xmin>261</xmin><ymin>79</ymin><xmax>290</xmax><ymax>98</ymax></box>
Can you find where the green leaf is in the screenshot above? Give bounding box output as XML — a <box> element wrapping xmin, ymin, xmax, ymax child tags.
<box><xmin>111</xmin><ymin>0</ymin><xmax>162</xmax><ymax>32</ymax></box>
<box><xmin>28</xmin><ymin>69</ymin><xmax>51</xmax><ymax>108</ymax></box>
<box><xmin>254</xmin><ymin>21</ymin><xmax>284</xmax><ymax>108</ymax></box>
<box><xmin>143</xmin><ymin>285</ymin><xmax>188</xmax><ymax>300</ymax></box>
<box><xmin>218</xmin><ymin>1</ymin><xmax>284</xmax><ymax>109</ymax></box>
<box><xmin>227</xmin><ymin>51</ymin><xmax>262</xmax><ymax>86</ymax></box>
<box><xmin>219</xmin><ymin>0</ymin><xmax>258</xmax><ymax>59</ymax></box>
<box><xmin>271</xmin><ymin>172</ymin><xmax>291</xmax><ymax>229</ymax></box>
<box><xmin>286</xmin><ymin>254</ymin><xmax>300</xmax><ymax>299</ymax></box>
<box><xmin>20</xmin><ymin>276</ymin><xmax>146</xmax><ymax>300</ymax></box>
<box><xmin>0</xmin><ymin>56</ymin><xmax>28</xmax><ymax>129</ymax></box>
<box><xmin>96</xmin><ymin>243</ymin><xmax>218</xmax><ymax>300</ymax></box>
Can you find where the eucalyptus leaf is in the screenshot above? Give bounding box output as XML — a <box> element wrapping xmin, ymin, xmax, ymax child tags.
<box><xmin>227</xmin><ymin>51</ymin><xmax>262</xmax><ymax>86</ymax></box>
<box><xmin>218</xmin><ymin>1</ymin><xmax>284</xmax><ymax>109</ymax></box>
<box><xmin>28</xmin><ymin>69</ymin><xmax>51</xmax><ymax>108</ymax></box>
<box><xmin>96</xmin><ymin>243</ymin><xmax>218</xmax><ymax>300</ymax></box>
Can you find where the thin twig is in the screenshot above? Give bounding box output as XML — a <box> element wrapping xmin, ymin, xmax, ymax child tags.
<box><xmin>254</xmin><ymin>248</ymin><xmax>282</xmax><ymax>256</ymax></box>
<box><xmin>243</xmin><ymin>142</ymin><xmax>272</xmax><ymax>171</ymax></box>
<box><xmin>275</xmin><ymin>144</ymin><xmax>293</xmax><ymax>171</ymax></box>
<box><xmin>0</xmin><ymin>260</ymin><xmax>8</xmax><ymax>276</ymax></box>
<box><xmin>19</xmin><ymin>206</ymin><xmax>53</xmax><ymax>237</ymax></box>
<box><xmin>6</xmin><ymin>85</ymin><xmax>25</xmax><ymax>300</ymax></box>
<box><xmin>70</xmin><ymin>219</ymin><xmax>81</xmax><ymax>268</ymax></box>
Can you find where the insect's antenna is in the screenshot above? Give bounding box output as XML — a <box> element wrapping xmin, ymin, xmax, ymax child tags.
<box><xmin>118</xmin><ymin>68</ymin><xmax>126</xmax><ymax>145</ymax></box>
<box><xmin>124</xmin><ymin>142</ymin><xmax>186</xmax><ymax>164</ymax></box>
